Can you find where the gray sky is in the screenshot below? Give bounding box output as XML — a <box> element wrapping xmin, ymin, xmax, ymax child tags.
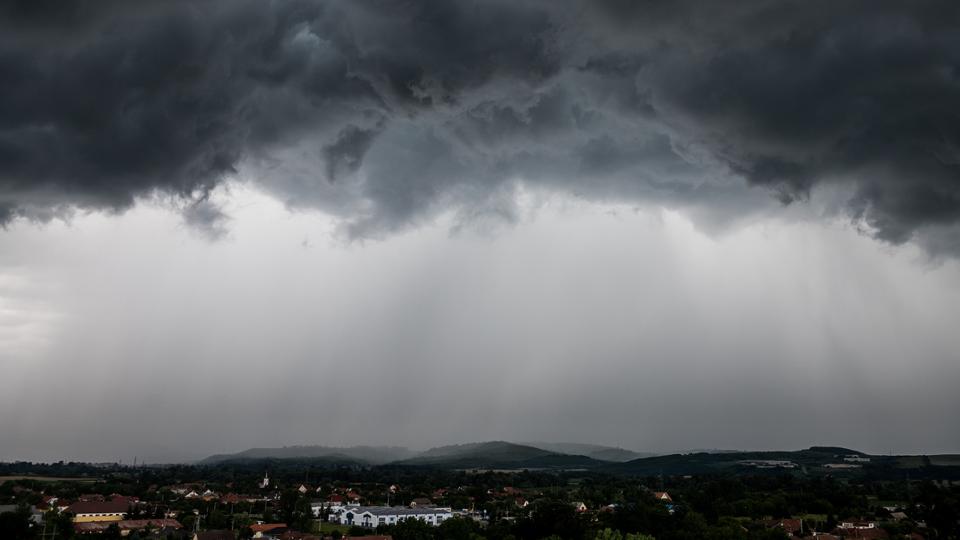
<box><xmin>2</xmin><ymin>0</ymin><xmax>960</xmax><ymax>461</ymax></box>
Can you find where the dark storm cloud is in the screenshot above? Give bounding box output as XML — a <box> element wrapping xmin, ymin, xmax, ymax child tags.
<box><xmin>1</xmin><ymin>0</ymin><xmax>959</xmax><ymax>249</ymax></box>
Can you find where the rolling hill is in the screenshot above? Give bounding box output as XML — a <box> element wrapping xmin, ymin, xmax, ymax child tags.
<box><xmin>196</xmin><ymin>443</ymin><xmax>960</xmax><ymax>479</ymax></box>
<box><xmin>198</xmin><ymin>445</ymin><xmax>414</xmax><ymax>465</ymax></box>
<box><xmin>523</xmin><ymin>442</ymin><xmax>656</xmax><ymax>462</ymax></box>
<box><xmin>392</xmin><ymin>441</ymin><xmax>603</xmax><ymax>469</ymax></box>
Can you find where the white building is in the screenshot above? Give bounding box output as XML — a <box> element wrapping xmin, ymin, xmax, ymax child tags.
<box><xmin>333</xmin><ymin>506</ymin><xmax>453</xmax><ymax>528</ymax></box>
<box><xmin>312</xmin><ymin>500</ymin><xmax>353</xmax><ymax>517</ymax></box>
<box><xmin>738</xmin><ymin>460</ymin><xmax>797</xmax><ymax>469</ymax></box>
<box><xmin>839</xmin><ymin>521</ymin><xmax>877</xmax><ymax>530</ymax></box>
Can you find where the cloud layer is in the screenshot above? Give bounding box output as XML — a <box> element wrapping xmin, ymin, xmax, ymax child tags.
<box><xmin>2</xmin><ymin>0</ymin><xmax>959</xmax><ymax>249</ymax></box>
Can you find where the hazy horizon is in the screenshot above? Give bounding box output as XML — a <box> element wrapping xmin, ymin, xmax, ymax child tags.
<box><xmin>3</xmin><ymin>1</ymin><xmax>960</xmax><ymax>465</ymax></box>
<box><xmin>3</xmin><ymin>433</ymin><xmax>945</xmax><ymax>466</ymax></box>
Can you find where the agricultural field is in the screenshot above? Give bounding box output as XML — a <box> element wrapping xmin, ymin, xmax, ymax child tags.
<box><xmin>0</xmin><ymin>475</ymin><xmax>99</xmax><ymax>484</ymax></box>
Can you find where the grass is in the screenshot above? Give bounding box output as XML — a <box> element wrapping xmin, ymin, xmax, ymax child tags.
<box><xmin>319</xmin><ymin>522</ymin><xmax>351</xmax><ymax>534</ymax></box>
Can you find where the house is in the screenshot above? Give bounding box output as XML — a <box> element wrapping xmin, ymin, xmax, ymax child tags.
<box><xmin>761</xmin><ymin>518</ymin><xmax>803</xmax><ymax>536</ymax></box>
<box><xmin>833</xmin><ymin>529</ymin><xmax>888</xmax><ymax>539</ymax></box>
<box><xmin>739</xmin><ymin>460</ymin><xmax>797</xmax><ymax>469</ymax></box>
<box><xmin>324</xmin><ymin>493</ymin><xmax>355</xmax><ymax>515</ymax></box>
<box><xmin>220</xmin><ymin>493</ymin><xmax>243</xmax><ymax>505</ymax></box>
<box><xmin>67</xmin><ymin>498</ymin><xmax>130</xmax><ymax>523</ymax></box>
<box><xmin>839</xmin><ymin>521</ymin><xmax>878</xmax><ymax>530</ymax></box>
<box><xmin>834</xmin><ymin>521</ymin><xmax>887</xmax><ymax>540</ymax></box>
<box><xmin>571</xmin><ymin>502</ymin><xmax>587</xmax><ymax>513</ymax></box>
<box><xmin>334</xmin><ymin>506</ymin><xmax>452</xmax><ymax>528</ymax></box>
<box><xmin>653</xmin><ymin>492</ymin><xmax>673</xmax><ymax>502</ymax></box>
<box><xmin>250</xmin><ymin>523</ymin><xmax>288</xmax><ymax>538</ymax></box>
<box><xmin>409</xmin><ymin>497</ymin><xmax>432</xmax><ymax>508</ymax></box>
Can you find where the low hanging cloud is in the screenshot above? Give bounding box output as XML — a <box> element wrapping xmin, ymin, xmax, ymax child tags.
<box><xmin>1</xmin><ymin>0</ymin><xmax>959</xmax><ymax>250</ymax></box>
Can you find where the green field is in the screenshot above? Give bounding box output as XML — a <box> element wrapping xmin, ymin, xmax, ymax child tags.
<box><xmin>0</xmin><ymin>475</ymin><xmax>100</xmax><ymax>484</ymax></box>
<box><xmin>319</xmin><ymin>522</ymin><xmax>351</xmax><ymax>534</ymax></box>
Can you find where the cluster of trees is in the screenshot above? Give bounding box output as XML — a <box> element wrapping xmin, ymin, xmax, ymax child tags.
<box><xmin>348</xmin><ymin>500</ymin><xmax>788</xmax><ymax>540</ymax></box>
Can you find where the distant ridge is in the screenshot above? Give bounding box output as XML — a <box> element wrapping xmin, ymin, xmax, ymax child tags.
<box><xmin>524</xmin><ymin>442</ymin><xmax>656</xmax><ymax>462</ymax></box>
<box><xmin>394</xmin><ymin>441</ymin><xmax>601</xmax><ymax>469</ymax></box>
<box><xmin>198</xmin><ymin>440</ymin><xmax>645</xmax><ymax>470</ymax></box>
<box><xmin>201</xmin><ymin>442</ymin><xmax>871</xmax><ymax>471</ymax></box>
<box><xmin>192</xmin><ymin>443</ymin><xmax>960</xmax><ymax>478</ymax></box>
<box><xmin>198</xmin><ymin>445</ymin><xmax>414</xmax><ymax>465</ymax></box>
<box><xmin>398</xmin><ymin>441</ymin><xmax>553</xmax><ymax>464</ymax></box>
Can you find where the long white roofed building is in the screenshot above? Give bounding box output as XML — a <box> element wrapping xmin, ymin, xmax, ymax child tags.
<box><xmin>332</xmin><ymin>506</ymin><xmax>453</xmax><ymax>528</ymax></box>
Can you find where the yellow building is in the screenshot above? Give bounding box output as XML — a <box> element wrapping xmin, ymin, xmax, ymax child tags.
<box><xmin>67</xmin><ymin>499</ymin><xmax>129</xmax><ymax>522</ymax></box>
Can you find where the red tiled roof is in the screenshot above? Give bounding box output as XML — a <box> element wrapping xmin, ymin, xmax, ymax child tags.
<box><xmin>762</xmin><ymin>518</ymin><xmax>802</xmax><ymax>533</ymax></box>
<box><xmin>220</xmin><ymin>493</ymin><xmax>243</xmax><ymax>504</ymax></box>
<box><xmin>250</xmin><ymin>523</ymin><xmax>288</xmax><ymax>533</ymax></box>
<box><xmin>837</xmin><ymin>529</ymin><xmax>889</xmax><ymax>539</ymax></box>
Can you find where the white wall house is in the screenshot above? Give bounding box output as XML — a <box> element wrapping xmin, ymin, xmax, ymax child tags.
<box><xmin>334</xmin><ymin>506</ymin><xmax>453</xmax><ymax>528</ymax></box>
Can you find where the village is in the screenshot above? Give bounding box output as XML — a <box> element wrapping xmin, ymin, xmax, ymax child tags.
<box><xmin>0</xmin><ymin>460</ymin><xmax>949</xmax><ymax>540</ymax></box>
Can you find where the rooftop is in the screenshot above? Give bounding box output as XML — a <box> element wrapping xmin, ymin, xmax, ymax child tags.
<box><xmin>346</xmin><ymin>506</ymin><xmax>452</xmax><ymax>517</ymax></box>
